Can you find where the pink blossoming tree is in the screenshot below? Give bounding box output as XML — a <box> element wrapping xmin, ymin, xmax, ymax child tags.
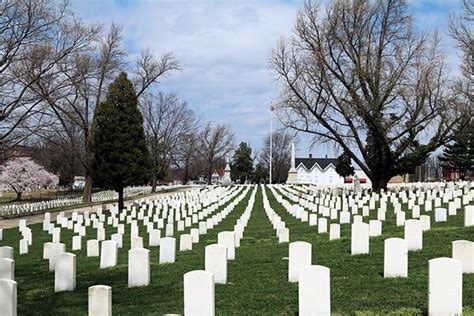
<box><xmin>0</xmin><ymin>157</ymin><xmax>59</xmax><ymax>201</ymax></box>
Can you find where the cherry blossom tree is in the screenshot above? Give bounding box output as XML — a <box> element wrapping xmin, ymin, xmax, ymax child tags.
<box><xmin>0</xmin><ymin>157</ymin><xmax>59</xmax><ymax>201</ymax></box>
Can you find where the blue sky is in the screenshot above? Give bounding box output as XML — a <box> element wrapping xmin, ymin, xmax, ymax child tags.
<box><xmin>72</xmin><ymin>0</ymin><xmax>463</xmax><ymax>158</ymax></box>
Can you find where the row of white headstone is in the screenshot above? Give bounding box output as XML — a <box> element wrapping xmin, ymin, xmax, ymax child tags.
<box><xmin>271</xmin><ymin>183</ymin><xmax>474</xmax><ymax>272</ymax></box>
<box><xmin>0</xmin><ymin>185</ymin><xmax>259</xmax><ymax>315</ymax></box>
<box><xmin>90</xmin><ymin>185</ymin><xmax>259</xmax><ymax>316</ymax></box>
<box><xmin>0</xmin><ymin>186</ymin><xmax>155</xmax><ymax>217</ymax></box>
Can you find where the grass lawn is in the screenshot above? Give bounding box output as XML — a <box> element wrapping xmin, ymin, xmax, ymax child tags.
<box><xmin>0</xmin><ymin>185</ymin><xmax>473</xmax><ymax>315</ymax></box>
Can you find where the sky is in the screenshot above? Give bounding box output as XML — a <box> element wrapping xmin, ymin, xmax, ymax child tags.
<box><xmin>71</xmin><ymin>0</ymin><xmax>464</xmax><ymax>158</ymax></box>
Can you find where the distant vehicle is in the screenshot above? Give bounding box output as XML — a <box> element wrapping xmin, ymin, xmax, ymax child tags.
<box><xmin>72</xmin><ymin>176</ymin><xmax>85</xmax><ymax>190</ymax></box>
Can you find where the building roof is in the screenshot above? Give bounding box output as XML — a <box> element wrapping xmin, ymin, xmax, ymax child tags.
<box><xmin>295</xmin><ymin>158</ymin><xmax>339</xmax><ymax>170</ymax></box>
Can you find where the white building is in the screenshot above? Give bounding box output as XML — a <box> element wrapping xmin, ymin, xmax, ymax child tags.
<box><xmin>287</xmin><ymin>143</ymin><xmax>370</xmax><ymax>185</ymax></box>
<box><xmin>294</xmin><ymin>155</ymin><xmax>344</xmax><ymax>185</ymax></box>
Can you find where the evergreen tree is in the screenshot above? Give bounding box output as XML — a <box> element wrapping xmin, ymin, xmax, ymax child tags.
<box><xmin>230</xmin><ymin>142</ymin><xmax>254</xmax><ymax>183</ymax></box>
<box><xmin>253</xmin><ymin>162</ymin><xmax>268</xmax><ymax>184</ymax></box>
<box><xmin>91</xmin><ymin>72</ymin><xmax>151</xmax><ymax>210</ymax></box>
<box><xmin>335</xmin><ymin>151</ymin><xmax>355</xmax><ymax>178</ymax></box>
<box><xmin>440</xmin><ymin>120</ymin><xmax>473</xmax><ymax>180</ymax></box>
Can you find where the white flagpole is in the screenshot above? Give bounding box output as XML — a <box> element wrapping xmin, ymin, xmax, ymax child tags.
<box><xmin>269</xmin><ymin>103</ymin><xmax>273</xmax><ymax>184</ymax></box>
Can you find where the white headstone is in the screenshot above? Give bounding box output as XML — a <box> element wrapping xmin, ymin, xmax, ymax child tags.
<box><xmin>88</xmin><ymin>285</ymin><xmax>112</xmax><ymax>316</ymax></box>
<box><xmin>54</xmin><ymin>253</ymin><xmax>76</xmax><ymax>292</ymax></box>
<box><xmin>159</xmin><ymin>237</ymin><xmax>176</xmax><ymax>264</ymax></box>
<box><xmin>351</xmin><ymin>222</ymin><xmax>369</xmax><ymax>255</ymax></box>
<box><xmin>465</xmin><ymin>205</ymin><xmax>474</xmax><ymax>227</ymax></box>
<box><xmin>131</xmin><ymin>236</ymin><xmax>143</xmax><ymax>249</ymax></box>
<box><xmin>165</xmin><ymin>223</ymin><xmax>174</xmax><ymax>237</ymax></box>
<box><xmin>299</xmin><ymin>265</ymin><xmax>331</xmax><ymax>316</ymax></box>
<box><xmin>49</xmin><ymin>243</ymin><xmax>66</xmax><ymax>271</ymax></box>
<box><xmin>434</xmin><ymin>208</ymin><xmax>447</xmax><ymax>222</ymax></box>
<box><xmin>369</xmin><ymin>220</ymin><xmax>382</xmax><ymax>237</ymax></box>
<box><xmin>288</xmin><ymin>241</ymin><xmax>312</xmax><ymax>282</ymax></box>
<box><xmin>128</xmin><ymin>248</ymin><xmax>150</xmax><ymax>287</ymax></box>
<box><xmin>428</xmin><ymin>257</ymin><xmax>462</xmax><ymax>315</ymax></box>
<box><xmin>184</xmin><ymin>270</ymin><xmax>215</xmax><ymax>316</ymax></box>
<box><xmin>0</xmin><ymin>279</ymin><xmax>16</xmax><ymax>316</ymax></box>
<box><xmin>190</xmin><ymin>228</ymin><xmax>200</xmax><ymax>243</ymax></box>
<box><xmin>19</xmin><ymin>239</ymin><xmax>28</xmax><ymax>255</ymax></box>
<box><xmin>72</xmin><ymin>236</ymin><xmax>82</xmax><ymax>251</ymax></box>
<box><xmin>205</xmin><ymin>244</ymin><xmax>227</xmax><ymax>284</ymax></box>
<box><xmin>396</xmin><ymin>211</ymin><xmax>405</xmax><ymax>226</ymax></box>
<box><xmin>318</xmin><ymin>218</ymin><xmax>328</xmax><ymax>234</ymax></box>
<box><xmin>384</xmin><ymin>238</ymin><xmax>408</xmax><ymax>278</ymax></box>
<box><xmin>0</xmin><ymin>246</ymin><xmax>14</xmax><ymax>260</ymax></box>
<box><xmin>0</xmin><ymin>258</ymin><xmax>14</xmax><ymax>280</ymax></box>
<box><xmin>452</xmin><ymin>240</ymin><xmax>474</xmax><ymax>274</ymax></box>
<box><xmin>87</xmin><ymin>240</ymin><xmax>100</xmax><ymax>257</ymax></box>
<box><xmin>100</xmin><ymin>241</ymin><xmax>118</xmax><ymax>269</ymax></box>
<box><xmin>179</xmin><ymin>234</ymin><xmax>193</xmax><ymax>251</ymax></box>
<box><xmin>420</xmin><ymin>215</ymin><xmax>431</xmax><ymax>231</ymax></box>
<box><xmin>149</xmin><ymin>229</ymin><xmax>161</xmax><ymax>246</ymax></box>
<box><xmin>278</xmin><ymin>228</ymin><xmax>289</xmax><ymax>243</ymax></box>
<box><xmin>111</xmin><ymin>233</ymin><xmax>123</xmax><ymax>248</ymax></box>
<box><xmin>329</xmin><ymin>224</ymin><xmax>340</xmax><ymax>240</ymax></box>
<box><xmin>404</xmin><ymin>219</ymin><xmax>423</xmax><ymax>251</ymax></box>
<box><xmin>217</xmin><ymin>231</ymin><xmax>235</xmax><ymax>260</ymax></box>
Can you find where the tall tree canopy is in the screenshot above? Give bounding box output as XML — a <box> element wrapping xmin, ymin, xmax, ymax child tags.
<box><xmin>141</xmin><ymin>92</ymin><xmax>197</xmax><ymax>191</ymax></box>
<box><xmin>91</xmin><ymin>72</ymin><xmax>151</xmax><ymax>210</ymax></box>
<box><xmin>197</xmin><ymin>122</ymin><xmax>235</xmax><ymax>183</ymax></box>
<box><xmin>231</xmin><ymin>142</ymin><xmax>254</xmax><ymax>183</ymax></box>
<box><xmin>271</xmin><ymin>0</ymin><xmax>469</xmax><ymax>191</ymax></box>
<box><xmin>335</xmin><ymin>151</ymin><xmax>355</xmax><ymax>178</ymax></box>
<box><xmin>440</xmin><ymin>120</ymin><xmax>473</xmax><ymax>181</ymax></box>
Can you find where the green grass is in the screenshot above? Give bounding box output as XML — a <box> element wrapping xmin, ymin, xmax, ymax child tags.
<box><xmin>0</xmin><ymin>185</ymin><xmax>473</xmax><ymax>315</ymax></box>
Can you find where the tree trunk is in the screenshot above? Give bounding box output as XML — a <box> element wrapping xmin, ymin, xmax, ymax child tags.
<box><xmin>151</xmin><ymin>173</ymin><xmax>157</xmax><ymax>193</ymax></box>
<box><xmin>183</xmin><ymin>162</ymin><xmax>189</xmax><ymax>184</ymax></box>
<box><xmin>82</xmin><ymin>129</ymin><xmax>93</xmax><ymax>203</ymax></box>
<box><xmin>208</xmin><ymin>164</ymin><xmax>213</xmax><ymax>184</ymax></box>
<box><xmin>371</xmin><ymin>175</ymin><xmax>388</xmax><ymax>193</ymax></box>
<box><xmin>118</xmin><ymin>187</ymin><xmax>124</xmax><ymax>210</ymax></box>
<box><xmin>15</xmin><ymin>191</ymin><xmax>22</xmax><ymax>202</ymax></box>
<box><xmin>82</xmin><ymin>172</ymin><xmax>92</xmax><ymax>203</ymax></box>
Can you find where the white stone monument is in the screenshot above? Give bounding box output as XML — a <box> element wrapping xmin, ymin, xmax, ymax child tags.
<box><xmin>286</xmin><ymin>142</ymin><xmax>299</xmax><ymax>184</ymax></box>
<box><xmin>222</xmin><ymin>154</ymin><xmax>232</xmax><ymax>185</ymax></box>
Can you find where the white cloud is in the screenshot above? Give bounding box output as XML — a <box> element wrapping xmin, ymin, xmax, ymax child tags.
<box><xmin>71</xmin><ymin>0</ymin><xmax>464</xmax><ymax>156</ymax></box>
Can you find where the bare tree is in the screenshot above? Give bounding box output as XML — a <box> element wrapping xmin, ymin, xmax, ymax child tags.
<box><xmin>259</xmin><ymin>129</ymin><xmax>296</xmax><ymax>183</ymax></box>
<box><xmin>197</xmin><ymin>122</ymin><xmax>235</xmax><ymax>183</ymax></box>
<box><xmin>449</xmin><ymin>0</ymin><xmax>473</xmax><ymax>82</ymax></box>
<box><xmin>271</xmin><ymin>0</ymin><xmax>469</xmax><ymax>191</ymax></box>
<box><xmin>176</xmin><ymin>132</ymin><xmax>200</xmax><ymax>183</ymax></box>
<box><xmin>28</xmin><ymin>24</ymin><xmax>179</xmax><ymax>202</ymax></box>
<box><xmin>0</xmin><ymin>0</ymin><xmax>97</xmax><ymax>147</ymax></box>
<box><xmin>141</xmin><ymin>92</ymin><xmax>197</xmax><ymax>190</ymax></box>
